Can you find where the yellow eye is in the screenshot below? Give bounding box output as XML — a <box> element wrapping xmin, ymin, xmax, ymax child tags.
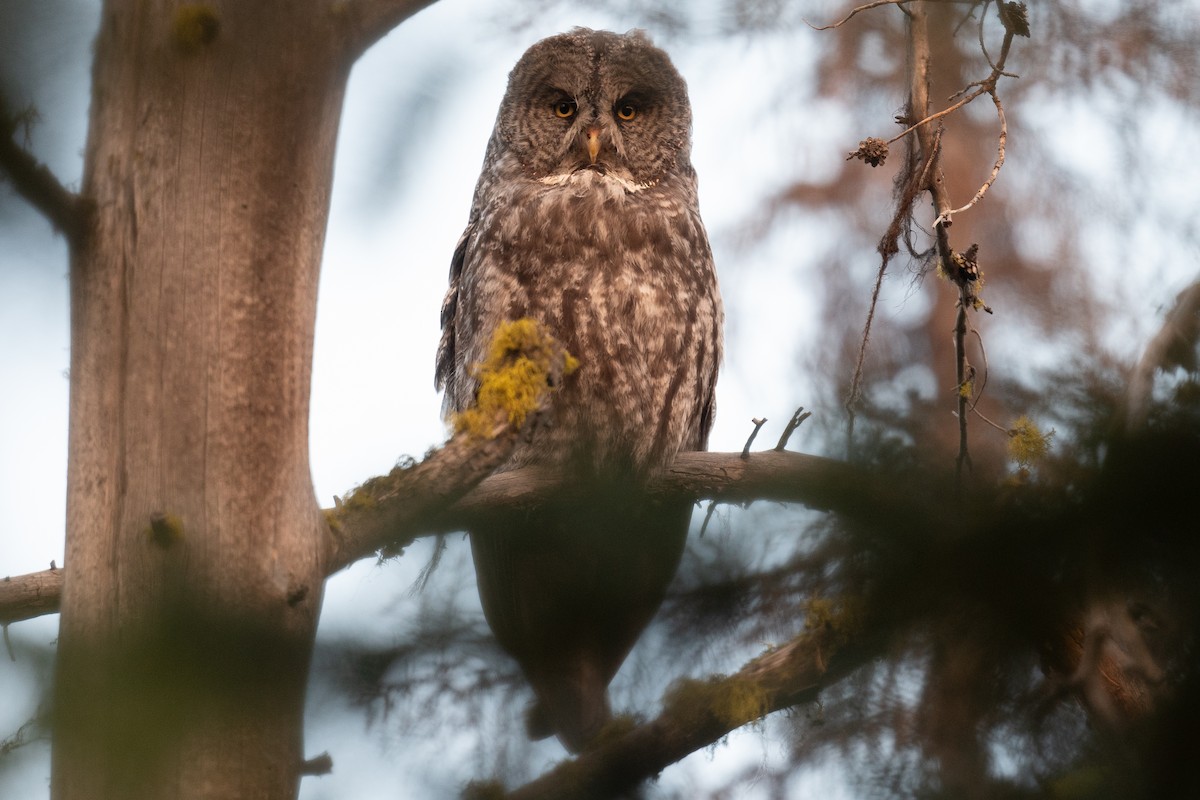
<box><xmin>554</xmin><ymin>100</ymin><xmax>577</xmax><ymax>118</ymax></box>
<box><xmin>616</xmin><ymin>103</ymin><xmax>637</xmax><ymax>121</ymax></box>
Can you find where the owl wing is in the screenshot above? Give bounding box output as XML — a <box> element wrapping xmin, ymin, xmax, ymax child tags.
<box><xmin>435</xmin><ymin>223</ymin><xmax>473</xmax><ymax>414</ymax></box>
<box><xmin>695</xmin><ymin>365</ymin><xmax>718</xmax><ymax>451</ymax></box>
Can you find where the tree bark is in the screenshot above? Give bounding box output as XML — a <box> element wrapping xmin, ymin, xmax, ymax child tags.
<box><xmin>53</xmin><ymin>2</ymin><xmax>354</xmax><ymax>797</ymax></box>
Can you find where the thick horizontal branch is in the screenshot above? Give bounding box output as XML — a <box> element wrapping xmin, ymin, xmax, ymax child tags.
<box><xmin>332</xmin><ymin>448</ymin><xmax>888</xmax><ymax>573</ymax></box>
<box><xmin>1</xmin><ymin>448</ymin><xmax>880</xmax><ymax>625</ymax></box>
<box><xmin>505</xmin><ymin>622</ymin><xmax>878</xmax><ymax>800</ymax></box>
<box><xmin>0</xmin><ymin>566</ymin><xmax>64</xmax><ymax>625</ymax></box>
<box><xmin>0</xmin><ymin>109</ymin><xmax>87</xmax><ymax>243</ymax></box>
<box><xmin>324</xmin><ymin>424</ymin><xmax>527</xmax><ymax>572</ymax></box>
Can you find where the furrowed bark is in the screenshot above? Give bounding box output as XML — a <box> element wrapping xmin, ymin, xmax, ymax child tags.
<box><xmin>53</xmin><ymin>3</ymin><xmax>355</xmax><ymax>798</ymax></box>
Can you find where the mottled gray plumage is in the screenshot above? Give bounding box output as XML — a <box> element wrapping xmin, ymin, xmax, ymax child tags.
<box><xmin>436</xmin><ymin>28</ymin><xmax>722</xmax><ymax>752</ymax></box>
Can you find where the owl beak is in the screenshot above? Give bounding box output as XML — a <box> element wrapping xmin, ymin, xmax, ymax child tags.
<box><xmin>586</xmin><ymin>127</ymin><xmax>601</xmax><ymax>164</ymax></box>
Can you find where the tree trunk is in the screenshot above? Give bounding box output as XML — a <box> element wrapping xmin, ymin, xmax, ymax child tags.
<box><xmin>53</xmin><ymin>2</ymin><xmax>351</xmax><ymax>797</ymax></box>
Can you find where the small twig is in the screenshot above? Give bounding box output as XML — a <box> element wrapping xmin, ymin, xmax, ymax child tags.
<box><xmin>941</xmin><ymin>90</ymin><xmax>1007</xmax><ymax>220</ymax></box>
<box><xmin>954</xmin><ymin>308</ymin><xmax>972</xmax><ymax>482</ymax></box>
<box><xmin>775</xmin><ymin>407</ymin><xmax>812</xmax><ymax>451</ymax></box>
<box><xmin>0</xmin><ymin>715</ymin><xmax>42</xmax><ymax>757</ymax></box>
<box><xmin>977</xmin><ymin>0</ymin><xmax>998</xmax><ymax>70</ymax></box>
<box><xmin>847</xmin><ymin>108</ymin><xmax>946</xmax><ymax>450</ymax></box>
<box><xmin>3</xmin><ymin>624</ymin><xmax>13</xmax><ymax>662</ymax></box>
<box><xmin>888</xmin><ymin>88</ymin><xmax>983</xmax><ymax>146</ymax></box>
<box><xmin>804</xmin><ymin>0</ymin><xmax>907</xmax><ymax>30</ymax></box>
<box><xmin>967</xmin><ymin>326</ymin><xmax>989</xmax><ymax>411</ymax></box>
<box><xmin>888</xmin><ymin>23</ymin><xmax>1017</xmax><ymax>149</ymax></box>
<box><xmin>968</xmin><ymin>406</ymin><xmax>1009</xmax><ymax>433</ymax></box>
<box><xmin>950</xmin><ymin>0</ymin><xmax>986</xmax><ymax>36</ymax></box>
<box><xmin>298</xmin><ymin>751</ymin><xmax>333</xmax><ymax>776</ymax></box>
<box><xmin>697</xmin><ymin>500</ymin><xmax>718</xmax><ymax>538</ymax></box>
<box><xmin>845</xmin><ymin>256</ymin><xmax>887</xmax><ymax>451</ymax></box>
<box><xmin>742</xmin><ymin>418</ymin><xmax>768</xmax><ymax>459</ymax></box>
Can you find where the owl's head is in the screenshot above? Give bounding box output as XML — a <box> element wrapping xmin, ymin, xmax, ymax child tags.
<box><xmin>492</xmin><ymin>28</ymin><xmax>694</xmax><ymax>188</ymax></box>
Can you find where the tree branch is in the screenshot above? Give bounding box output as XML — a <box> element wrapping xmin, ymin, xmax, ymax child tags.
<box><xmin>0</xmin><ymin>566</ymin><xmax>64</xmax><ymax>625</ymax></box>
<box><xmin>1</xmin><ymin>448</ymin><xmax>893</xmax><ymax>625</ymax></box>
<box><xmin>336</xmin><ymin>0</ymin><xmax>440</xmax><ymax>56</ymax></box>
<box><xmin>0</xmin><ymin>106</ymin><xmax>87</xmax><ymax>244</ymax></box>
<box><xmin>328</xmin><ymin>448</ymin><xmax>879</xmax><ymax>570</ymax></box>
<box><xmin>504</xmin><ymin>622</ymin><xmax>877</xmax><ymax>800</ymax></box>
<box><xmin>1123</xmin><ymin>278</ymin><xmax>1200</xmax><ymax>433</ymax></box>
<box><xmin>324</xmin><ymin>422</ymin><xmax>531</xmax><ymax>572</ymax></box>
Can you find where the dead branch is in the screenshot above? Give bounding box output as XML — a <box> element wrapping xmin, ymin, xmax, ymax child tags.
<box><xmin>805</xmin><ymin>0</ymin><xmax>908</xmax><ymax>31</ymax></box>
<box><xmin>775</xmin><ymin>407</ymin><xmax>812</xmax><ymax>450</ymax></box>
<box><xmin>504</xmin><ymin>623</ymin><xmax>877</xmax><ymax>800</ymax></box>
<box><xmin>943</xmin><ymin>85</ymin><xmax>1008</xmax><ymax>221</ymax></box>
<box><xmin>1123</xmin><ymin>279</ymin><xmax>1200</xmax><ymax>433</ymax></box>
<box><xmin>0</xmin><ymin>566</ymin><xmax>64</xmax><ymax>625</ymax></box>
<box><xmin>0</xmin><ymin>104</ymin><xmax>87</xmax><ymax>244</ymax></box>
<box><xmin>888</xmin><ymin>11</ymin><xmax>1020</xmax><ymax>158</ymax></box>
<box><xmin>741</xmin><ymin>417</ymin><xmax>768</xmax><ymax>459</ymax></box>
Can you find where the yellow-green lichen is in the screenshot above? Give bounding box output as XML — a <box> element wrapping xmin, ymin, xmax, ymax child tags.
<box><xmin>802</xmin><ymin>595</ymin><xmax>866</xmax><ymax>647</ymax></box>
<box><xmin>663</xmin><ymin>674</ymin><xmax>769</xmax><ymax>730</ymax></box>
<box><xmin>452</xmin><ymin>319</ymin><xmax>577</xmax><ymax>438</ymax></box>
<box><xmin>1007</xmin><ymin>414</ymin><xmax>1053</xmax><ymax>468</ymax></box>
<box><xmin>172</xmin><ymin>4</ymin><xmax>220</xmax><ymax>52</ymax></box>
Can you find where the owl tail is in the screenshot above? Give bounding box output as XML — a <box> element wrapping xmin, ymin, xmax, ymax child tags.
<box><xmin>524</xmin><ymin>657</ymin><xmax>612</xmax><ymax>753</ymax></box>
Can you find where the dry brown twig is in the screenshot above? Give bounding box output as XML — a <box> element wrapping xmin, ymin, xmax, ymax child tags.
<box><xmin>840</xmin><ymin>1</ymin><xmax>1026</xmax><ymax>475</ymax></box>
<box><xmin>890</xmin><ymin>2</ymin><xmax>1025</xmax><ymax>225</ymax></box>
<box><xmin>804</xmin><ymin>0</ymin><xmax>909</xmax><ymax>31</ymax></box>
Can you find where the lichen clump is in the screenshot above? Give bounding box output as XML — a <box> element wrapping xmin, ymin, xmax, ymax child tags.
<box><xmin>1007</xmin><ymin>415</ymin><xmax>1053</xmax><ymax>468</ymax></box>
<box><xmin>664</xmin><ymin>675</ymin><xmax>769</xmax><ymax>730</ymax></box>
<box><xmin>452</xmin><ymin>318</ymin><xmax>578</xmax><ymax>438</ymax></box>
<box><xmin>802</xmin><ymin>595</ymin><xmax>865</xmax><ymax>647</ymax></box>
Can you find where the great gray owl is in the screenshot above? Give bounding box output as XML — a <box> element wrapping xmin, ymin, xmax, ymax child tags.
<box><xmin>436</xmin><ymin>28</ymin><xmax>723</xmax><ymax>753</ymax></box>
